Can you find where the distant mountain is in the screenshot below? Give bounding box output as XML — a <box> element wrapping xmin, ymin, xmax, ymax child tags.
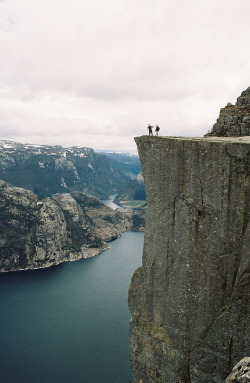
<box><xmin>0</xmin><ymin>141</ymin><xmax>132</xmax><ymax>199</ymax></box>
<box><xmin>98</xmin><ymin>151</ymin><xmax>146</xmax><ymax>204</ymax></box>
<box><xmin>98</xmin><ymin>151</ymin><xmax>142</xmax><ymax>179</ymax></box>
<box><xmin>114</xmin><ymin>179</ymin><xmax>146</xmax><ymax>204</ymax></box>
<box><xmin>0</xmin><ymin>180</ymin><xmax>145</xmax><ymax>272</ymax></box>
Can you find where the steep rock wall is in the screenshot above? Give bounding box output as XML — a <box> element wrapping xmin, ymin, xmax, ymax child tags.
<box><xmin>129</xmin><ymin>136</ymin><xmax>250</xmax><ymax>383</ymax></box>
<box><xmin>0</xmin><ymin>181</ymin><xmax>144</xmax><ymax>272</ymax></box>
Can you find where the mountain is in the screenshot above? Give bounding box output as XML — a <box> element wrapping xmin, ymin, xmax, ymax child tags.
<box><xmin>97</xmin><ymin>152</ymin><xmax>146</xmax><ymax>204</ymax></box>
<box><xmin>0</xmin><ymin>142</ymin><xmax>146</xmax><ymax>272</ymax></box>
<box><xmin>0</xmin><ymin>180</ymin><xmax>145</xmax><ymax>272</ymax></box>
<box><xmin>97</xmin><ymin>151</ymin><xmax>142</xmax><ymax>178</ymax></box>
<box><xmin>0</xmin><ymin>141</ymin><xmax>129</xmax><ymax>199</ymax></box>
<box><xmin>114</xmin><ymin>179</ymin><xmax>146</xmax><ymax>204</ymax></box>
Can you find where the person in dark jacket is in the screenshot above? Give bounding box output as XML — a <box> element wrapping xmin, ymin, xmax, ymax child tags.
<box><xmin>155</xmin><ymin>125</ymin><xmax>160</xmax><ymax>136</ymax></box>
<box><xmin>147</xmin><ymin>124</ymin><xmax>153</xmax><ymax>135</ymax></box>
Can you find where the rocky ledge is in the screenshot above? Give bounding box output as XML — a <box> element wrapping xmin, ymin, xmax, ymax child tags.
<box><xmin>206</xmin><ymin>86</ymin><xmax>250</xmax><ymax>137</ymax></box>
<box><xmin>129</xmin><ymin>134</ymin><xmax>250</xmax><ymax>383</ymax></box>
<box><xmin>0</xmin><ymin>181</ymin><xmax>145</xmax><ymax>272</ymax></box>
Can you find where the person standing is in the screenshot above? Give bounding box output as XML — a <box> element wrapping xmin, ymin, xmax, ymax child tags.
<box><xmin>147</xmin><ymin>124</ymin><xmax>154</xmax><ymax>135</ymax></box>
<box><xmin>155</xmin><ymin>125</ymin><xmax>160</xmax><ymax>136</ymax></box>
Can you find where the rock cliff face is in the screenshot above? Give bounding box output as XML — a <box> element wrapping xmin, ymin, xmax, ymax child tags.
<box><xmin>129</xmin><ymin>135</ymin><xmax>250</xmax><ymax>382</ymax></box>
<box><xmin>117</xmin><ymin>206</ymin><xmax>146</xmax><ymax>232</ymax></box>
<box><xmin>206</xmin><ymin>87</ymin><xmax>250</xmax><ymax>137</ymax></box>
<box><xmin>0</xmin><ymin>181</ymin><xmax>143</xmax><ymax>272</ymax></box>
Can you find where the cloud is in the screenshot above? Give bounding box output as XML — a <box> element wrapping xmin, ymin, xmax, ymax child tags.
<box><xmin>0</xmin><ymin>0</ymin><xmax>249</xmax><ymax>151</ymax></box>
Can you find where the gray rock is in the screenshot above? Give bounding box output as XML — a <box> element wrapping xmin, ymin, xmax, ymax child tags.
<box><xmin>129</xmin><ymin>135</ymin><xmax>250</xmax><ymax>383</ymax></box>
<box><xmin>225</xmin><ymin>357</ymin><xmax>250</xmax><ymax>382</ymax></box>
<box><xmin>0</xmin><ymin>182</ymin><xmax>135</xmax><ymax>272</ymax></box>
<box><xmin>205</xmin><ymin>87</ymin><xmax>250</xmax><ymax>137</ymax></box>
<box><xmin>117</xmin><ymin>206</ymin><xmax>146</xmax><ymax>232</ymax></box>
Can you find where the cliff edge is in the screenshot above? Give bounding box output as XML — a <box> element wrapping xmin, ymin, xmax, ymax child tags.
<box><xmin>129</xmin><ymin>135</ymin><xmax>250</xmax><ymax>382</ymax></box>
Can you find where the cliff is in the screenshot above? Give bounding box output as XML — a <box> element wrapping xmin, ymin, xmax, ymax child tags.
<box><xmin>206</xmin><ymin>87</ymin><xmax>250</xmax><ymax>137</ymax></box>
<box><xmin>0</xmin><ymin>181</ymin><xmax>144</xmax><ymax>272</ymax></box>
<box><xmin>129</xmin><ymin>135</ymin><xmax>250</xmax><ymax>382</ymax></box>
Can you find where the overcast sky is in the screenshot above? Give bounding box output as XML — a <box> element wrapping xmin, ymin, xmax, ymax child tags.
<box><xmin>0</xmin><ymin>0</ymin><xmax>249</xmax><ymax>152</ymax></box>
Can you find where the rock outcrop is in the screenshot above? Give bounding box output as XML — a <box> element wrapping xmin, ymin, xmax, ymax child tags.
<box><xmin>117</xmin><ymin>206</ymin><xmax>146</xmax><ymax>232</ymax></box>
<box><xmin>206</xmin><ymin>87</ymin><xmax>250</xmax><ymax>137</ymax></box>
<box><xmin>225</xmin><ymin>357</ymin><xmax>250</xmax><ymax>382</ymax></box>
<box><xmin>0</xmin><ymin>181</ymin><xmax>141</xmax><ymax>272</ymax></box>
<box><xmin>114</xmin><ymin>179</ymin><xmax>146</xmax><ymax>205</ymax></box>
<box><xmin>129</xmin><ymin>134</ymin><xmax>250</xmax><ymax>382</ymax></box>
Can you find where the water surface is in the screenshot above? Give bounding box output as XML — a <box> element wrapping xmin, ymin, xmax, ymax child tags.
<box><xmin>0</xmin><ymin>231</ymin><xmax>144</xmax><ymax>383</ymax></box>
<box><xmin>101</xmin><ymin>194</ymin><xmax>120</xmax><ymax>209</ymax></box>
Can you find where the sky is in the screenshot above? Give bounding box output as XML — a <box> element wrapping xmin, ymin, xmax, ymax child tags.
<box><xmin>0</xmin><ymin>0</ymin><xmax>249</xmax><ymax>152</ymax></box>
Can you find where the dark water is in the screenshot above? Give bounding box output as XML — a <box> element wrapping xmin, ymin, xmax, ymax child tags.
<box><xmin>0</xmin><ymin>231</ymin><xmax>144</xmax><ymax>383</ymax></box>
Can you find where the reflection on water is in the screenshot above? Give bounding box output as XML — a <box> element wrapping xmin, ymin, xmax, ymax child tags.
<box><xmin>101</xmin><ymin>194</ymin><xmax>120</xmax><ymax>210</ymax></box>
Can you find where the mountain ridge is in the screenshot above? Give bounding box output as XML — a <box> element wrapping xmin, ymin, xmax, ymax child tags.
<box><xmin>0</xmin><ymin>140</ymin><xmax>137</xmax><ymax>199</ymax></box>
<box><xmin>0</xmin><ymin>180</ymin><xmax>145</xmax><ymax>272</ymax></box>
